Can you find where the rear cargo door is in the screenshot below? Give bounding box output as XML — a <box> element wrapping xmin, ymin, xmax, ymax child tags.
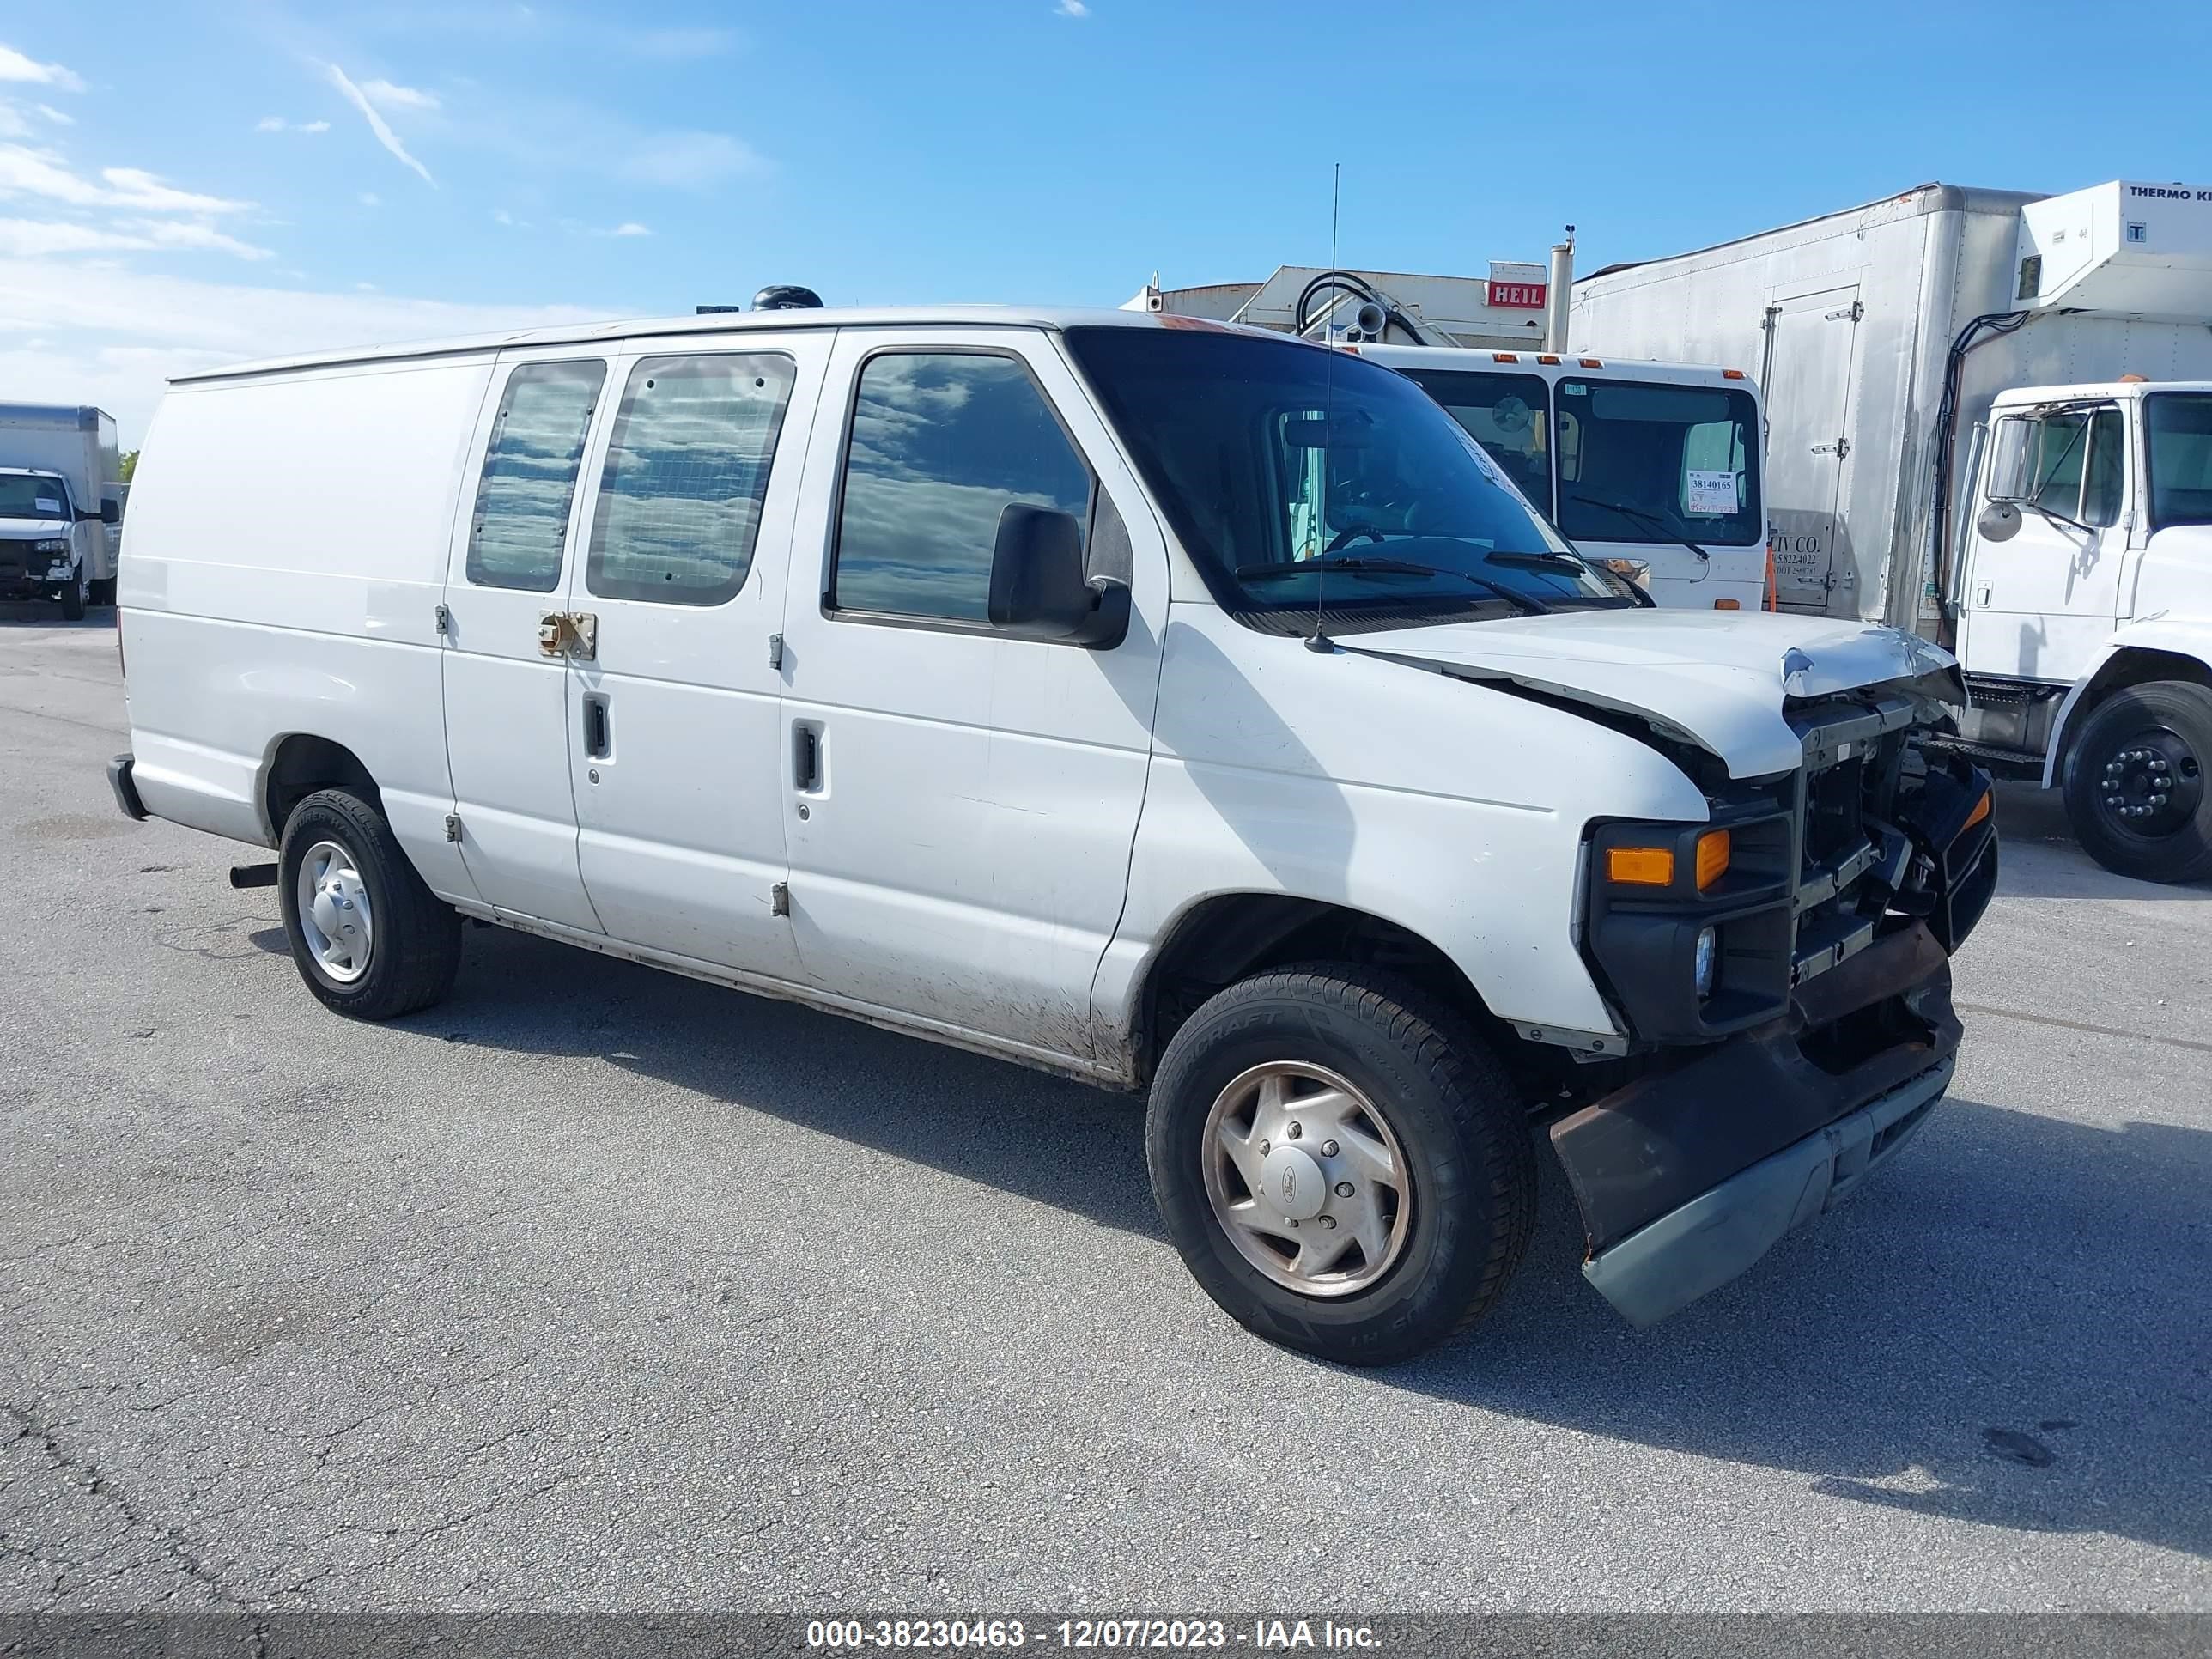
<box><xmin>1760</xmin><ymin>287</ymin><xmax>1861</xmax><ymax>613</ymax></box>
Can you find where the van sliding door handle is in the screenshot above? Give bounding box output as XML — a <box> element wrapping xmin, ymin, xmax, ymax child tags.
<box><xmin>582</xmin><ymin>693</ymin><xmax>611</xmax><ymax>759</ymax></box>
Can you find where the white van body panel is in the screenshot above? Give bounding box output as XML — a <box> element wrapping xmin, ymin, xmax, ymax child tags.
<box><xmin>120</xmin><ymin>358</ymin><xmax>491</xmax><ymax>897</ymax></box>
<box><xmin>1097</xmin><ymin>602</ymin><xmax>1711</xmax><ymax>1043</ymax></box>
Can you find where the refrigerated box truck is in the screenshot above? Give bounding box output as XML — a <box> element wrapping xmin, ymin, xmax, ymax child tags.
<box><xmin>0</xmin><ymin>404</ymin><xmax>124</xmax><ymax>618</ymax></box>
<box><xmin>1571</xmin><ymin>182</ymin><xmax>2212</xmax><ymax>882</ymax></box>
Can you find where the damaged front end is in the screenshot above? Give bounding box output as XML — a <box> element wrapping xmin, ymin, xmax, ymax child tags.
<box><xmin>1555</xmin><ymin>684</ymin><xmax>1998</xmax><ymax>1326</ymax></box>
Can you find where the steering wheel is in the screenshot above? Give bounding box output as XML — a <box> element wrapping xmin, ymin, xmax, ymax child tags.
<box><xmin>1324</xmin><ymin>525</ymin><xmax>1387</xmax><ymax>555</ymax></box>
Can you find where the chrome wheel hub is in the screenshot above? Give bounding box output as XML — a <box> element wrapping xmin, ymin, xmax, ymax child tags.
<box><xmin>296</xmin><ymin>839</ymin><xmax>374</xmax><ymax>984</ymax></box>
<box><xmin>1201</xmin><ymin>1061</ymin><xmax>1412</xmax><ymax>1297</ymax></box>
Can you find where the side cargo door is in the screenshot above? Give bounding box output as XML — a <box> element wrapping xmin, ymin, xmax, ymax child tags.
<box><xmin>556</xmin><ymin>331</ymin><xmax>831</xmax><ymax>978</ymax></box>
<box><xmin>773</xmin><ymin>328</ymin><xmax>1168</xmax><ymax>1066</ymax></box>
<box><xmin>440</xmin><ymin>349</ymin><xmax>609</xmax><ymax>933</ymax></box>
<box><xmin>1759</xmin><ymin>286</ymin><xmax>1862</xmax><ymax>614</ymax></box>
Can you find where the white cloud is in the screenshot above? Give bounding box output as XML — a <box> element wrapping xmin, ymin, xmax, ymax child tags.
<box><xmin>0</xmin><ymin>145</ymin><xmax>252</xmax><ymax>214</ymax></box>
<box><xmin>0</xmin><ymin>219</ymin><xmax>156</xmax><ymax>258</ymax></box>
<box><xmin>123</xmin><ymin>219</ymin><xmax>273</xmax><ymax>260</ymax></box>
<box><xmin>0</xmin><ymin>46</ymin><xmax>85</xmax><ymax>93</ymax></box>
<box><xmin>611</xmin><ymin>222</ymin><xmax>650</xmax><ymax>237</ymax></box>
<box><xmin>34</xmin><ymin>103</ymin><xmax>70</xmax><ymax>126</ymax></box>
<box><xmin>358</xmin><ymin>191</ymin><xmax>381</xmax><ymax>207</ymax></box>
<box><xmin>0</xmin><ymin>105</ymin><xmax>27</xmax><ymax>139</ymax></box>
<box><xmin>616</xmin><ymin>130</ymin><xmax>763</xmax><ymax>188</ymax></box>
<box><xmin>362</xmin><ymin>78</ymin><xmax>441</xmax><ymax>112</ymax></box>
<box><xmin>1056</xmin><ymin>0</ymin><xmax>1091</xmax><ymax>15</ymax></box>
<box><xmin>356</xmin><ymin>281</ymin><xmax>379</xmax><ymax>291</ymax></box>
<box><xmin>0</xmin><ymin>264</ymin><xmax>611</xmax><ymax>437</ymax></box>
<box><xmin>324</xmin><ymin>62</ymin><xmax>436</xmax><ymax>187</ymax></box>
<box><xmin>256</xmin><ymin>116</ymin><xmax>331</xmax><ymax>134</ymax></box>
<box><xmin>491</xmin><ymin>207</ymin><xmax>520</xmax><ymax>227</ymax></box>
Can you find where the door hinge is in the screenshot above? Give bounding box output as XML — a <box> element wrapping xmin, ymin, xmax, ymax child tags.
<box><xmin>1812</xmin><ymin>437</ymin><xmax>1851</xmax><ymax>459</ymax></box>
<box><xmin>434</xmin><ymin>603</ymin><xmax>452</xmax><ymax>635</ymax></box>
<box><xmin>444</xmin><ymin>813</ymin><xmax>462</xmax><ymax>842</ymax></box>
<box><xmin>1826</xmin><ymin>300</ymin><xmax>1864</xmax><ymax>323</ymax></box>
<box><xmin>769</xmin><ymin>880</ymin><xmax>790</xmax><ymax>917</ymax></box>
<box><xmin>768</xmin><ymin>631</ymin><xmax>784</xmax><ymax>670</ymax></box>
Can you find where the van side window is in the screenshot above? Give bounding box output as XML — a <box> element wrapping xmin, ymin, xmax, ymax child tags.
<box><xmin>586</xmin><ymin>353</ymin><xmax>798</xmax><ymax>605</ymax></box>
<box><xmin>466</xmin><ymin>360</ymin><xmax>605</xmax><ymax>592</ymax></box>
<box><xmin>832</xmin><ymin>350</ymin><xmax>1091</xmax><ymax>622</ymax></box>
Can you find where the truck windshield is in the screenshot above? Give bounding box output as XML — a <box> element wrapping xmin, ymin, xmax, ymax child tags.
<box><xmin>1392</xmin><ymin>368</ymin><xmax>1553</xmax><ymax>513</ymax></box>
<box><xmin>1553</xmin><ymin>379</ymin><xmax>1762</xmax><ymax>548</ymax></box>
<box><xmin>0</xmin><ymin>473</ymin><xmax>70</xmax><ymax>520</ymax></box>
<box><xmin>1062</xmin><ymin>326</ymin><xmax>1632</xmax><ymax>632</ymax></box>
<box><xmin>2147</xmin><ymin>393</ymin><xmax>2212</xmax><ymax>529</ymax></box>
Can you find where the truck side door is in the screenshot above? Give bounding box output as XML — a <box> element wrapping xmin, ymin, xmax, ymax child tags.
<box><xmin>440</xmin><ymin>349</ymin><xmax>608</xmax><ymax>932</ymax></box>
<box><xmin>556</xmin><ymin>331</ymin><xmax>830</xmax><ymax>977</ymax></box>
<box><xmin>1960</xmin><ymin>402</ymin><xmax>2130</xmax><ymax>684</ymax></box>
<box><xmin>773</xmin><ymin>328</ymin><xmax>1168</xmax><ymax>1066</ymax></box>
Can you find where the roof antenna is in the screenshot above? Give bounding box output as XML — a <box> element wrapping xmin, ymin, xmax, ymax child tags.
<box><xmin>1307</xmin><ymin>161</ymin><xmax>1341</xmax><ymax>654</ymax></box>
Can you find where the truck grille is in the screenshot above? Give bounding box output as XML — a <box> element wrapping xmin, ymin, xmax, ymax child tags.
<box><xmin>1784</xmin><ymin>694</ymin><xmax>1917</xmax><ymax>989</ymax></box>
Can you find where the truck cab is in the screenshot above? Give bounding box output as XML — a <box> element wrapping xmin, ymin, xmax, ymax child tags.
<box><xmin>1356</xmin><ymin>344</ymin><xmax>1769</xmax><ymax>612</ymax></box>
<box><xmin>1957</xmin><ymin>380</ymin><xmax>2212</xmax><ymax>879</ymax></box>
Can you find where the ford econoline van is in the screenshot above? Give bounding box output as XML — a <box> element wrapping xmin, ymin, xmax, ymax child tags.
<box><xmin>107</xmin><ymin>307</ymin><xmax>1996</xmax><ymax>1363</ymax></box>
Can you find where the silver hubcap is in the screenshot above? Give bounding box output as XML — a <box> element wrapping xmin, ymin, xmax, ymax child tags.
<box><xmin>1201</xmin><ymin>1061</ymin><xmax>1412</xmax><ymax>1297</ymax></box>
<box><xmin>296</xmin><ymin>839</ymin><xmax>374</xmax><ymax>984</ymax></box>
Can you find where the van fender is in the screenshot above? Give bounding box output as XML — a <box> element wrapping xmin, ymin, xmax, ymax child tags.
<box><xmin>2040</xmin><ymin>617</ymin><xmax>2212</xmax><ymax>788</ymax></box>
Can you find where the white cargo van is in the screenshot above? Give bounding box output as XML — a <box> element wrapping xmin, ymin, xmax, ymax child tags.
<box><xmin>110</xmin><ymin>307</ymin><xmax>1996</xmax><ymax>1362</ymax></box>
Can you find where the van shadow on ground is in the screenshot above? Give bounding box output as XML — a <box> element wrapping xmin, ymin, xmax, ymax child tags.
<box><xmin>411</xmin><ymin>922</ymin><xmax>2212</xmax><ymax>1565</ymax></box>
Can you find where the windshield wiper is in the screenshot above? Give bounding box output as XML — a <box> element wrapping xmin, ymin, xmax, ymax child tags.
<box><xmin>1237</xmin><ymin>556</ymin><xmax>1551</xmax><ymax>616</ymax></box>
<box><xmin>1566</xmin><ymin>493</ymin><xmax>1711</xmax><ymax>563</ymax></box>
<box><xmin>1483</xmin><ymin>550</ymin><xmax>1590</xmax><ymax>574</ymax></box>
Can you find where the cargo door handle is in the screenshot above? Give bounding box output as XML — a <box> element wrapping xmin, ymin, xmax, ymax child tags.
<box><xmin>582</xmin><ymin>693</ymin><xmax>611</xmax><ymax>760</ymax></box>
<box><xmin>792</xmin><ymin>720</ymin><xmax>824</xmax><ymax>795</ymax></box>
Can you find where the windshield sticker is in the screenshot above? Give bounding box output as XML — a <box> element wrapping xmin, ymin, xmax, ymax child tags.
<box><xmin>1686</xmin><ymin>470</ymin><xmax>1738</xmax><ymax>516</ymax></box>
<box><xmin>34</xmin><ymin>497</ymin><xmax>62</xmax><ymax>514</ymax></box>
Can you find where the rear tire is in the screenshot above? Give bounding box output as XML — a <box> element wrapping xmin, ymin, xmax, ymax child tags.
<box><xmin>58</xmin><ymin>565</ymin><xmax>86</xmax><ymax>622</ymax></box>
<box><xmin>2063</xmin><ymin>681</ymin><xmax>2212</xmax><ymax>884</ymax></box>
<box><xmin>278</xmin><ymin>788</ymin><xmax>461</xmax><ymax>1018</ymax></box>
<box><xmin>1146</xmin><ymin>963</ymin><xmax>1536</xmax><ymax>1366</ymax></box>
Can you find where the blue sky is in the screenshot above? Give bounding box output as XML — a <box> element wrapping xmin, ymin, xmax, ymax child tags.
<box><xmin>6</xmin><ymin>0</ymin><xmax>2209</xmax><ymax>442</ymax></box>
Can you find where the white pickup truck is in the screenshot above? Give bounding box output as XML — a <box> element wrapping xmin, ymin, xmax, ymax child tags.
<box><xmin>109</xmin><ymin>306</ymin><xmax>1996</xmax><ymax>1362</ymax></box>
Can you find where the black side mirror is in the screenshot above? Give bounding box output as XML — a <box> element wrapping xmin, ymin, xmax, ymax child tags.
<box><xmin>99</xmin><ymin>499</ymin><xmax>121</xmax><ymax>526</ymax></box>
<box><xmin>987</xmin><ymin>503</ymin><xmax>1129</xmax><ymax>647</ymax></box>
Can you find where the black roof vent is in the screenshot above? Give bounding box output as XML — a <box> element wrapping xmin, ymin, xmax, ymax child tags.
<box><xmin>754</xmin><ymin>284</ymin><xmax>823</xmax><ymax>311</ymax></box>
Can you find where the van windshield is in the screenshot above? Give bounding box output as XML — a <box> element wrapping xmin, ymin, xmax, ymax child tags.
<box><xmin>0</xmin><ymin>473</ymin><xmax>70</xmax><ymax>520</ymax></box>
<box><xmin>1063</xmin><ymin>325</ymin><xmax>1634</xmax><ymax>634</ymax></box>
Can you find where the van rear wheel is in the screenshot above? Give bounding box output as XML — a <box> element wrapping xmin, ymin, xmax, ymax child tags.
<box><xmin>1146</xmin><ymin>963</ymin><xmax>1535</xmax><ymax>1365</ymax></box>
<box><xmin>2063</xmin><ymin>681</ymin><xmax>2212</xmax><ymax>884</ymax></box>
<box><xmin>278</xmin><ymin>788</ymin><xmax>461</xmax><ymax>1018</ymax></box>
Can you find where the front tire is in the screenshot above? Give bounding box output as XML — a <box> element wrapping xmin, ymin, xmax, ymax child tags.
<box><xmin>58</xmin><ymin>564</ymin><xmax>86</xmax><ymax>622</ymax></box>
<box><xmin>278</xmin><ymin>788</ymin><xmax>461</xmax><ymax>1018</ymax></box>
<box><xmin>2063</xmin><ymin>681</ymin><xmax>2212</xmax><ymax>884</ymax></box>
<box><xmin>1146</xmin><ymin>964</ymin><xmax>1536</xmax><ymax>1365</ymax></box>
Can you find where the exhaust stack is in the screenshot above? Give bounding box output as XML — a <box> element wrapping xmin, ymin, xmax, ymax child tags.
<box><xmin>1544</xmin><ymin>228</ymin><xmax>1575</xmax><ymax>352</ymax></box>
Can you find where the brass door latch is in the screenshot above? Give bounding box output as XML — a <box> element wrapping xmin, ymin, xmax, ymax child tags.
<box><xmin>537</xmin><ymin>611</ymin><xmax>599</xmax><ymax>660</ymax></box>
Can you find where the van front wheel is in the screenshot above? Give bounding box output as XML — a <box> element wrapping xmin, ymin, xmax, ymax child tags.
<box><xmin>278</xmin><ymin>789</ymin><xmax>461</xmax><ymax>1018</ymax></box>
<box><xmin>1146</xmin><ymin>964</ymin><xmax>1535</xmax><ymax>1365</ymax></box>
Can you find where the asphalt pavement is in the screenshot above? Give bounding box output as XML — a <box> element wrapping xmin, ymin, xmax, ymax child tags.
<box><xmin>2</xmin><ymin>614</ymin><xmax>2207</xmax><ymax>1613</ymax></box>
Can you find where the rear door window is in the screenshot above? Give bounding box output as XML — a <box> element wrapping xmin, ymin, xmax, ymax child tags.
<box><xmin>586</xmin><ymin>353</ymin><xmax>798</xmax><ymax>605</ymax></box>
<box><xmin>466</xmin><ymin>360</ymin><xmax>605</xmax><ymax>592</ymax></box>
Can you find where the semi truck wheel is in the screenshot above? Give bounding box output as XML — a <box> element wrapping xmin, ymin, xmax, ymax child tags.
<box><xmin>278</xmin><ymin>788</ymin><xmax>462</xmax><ymax>1018</ymax></box>
<box><xmin>1146</xmin><ymin>963</ymin><xmax>1535</xmax><ymax>1365</ymax></box>
<box><xmin>2063</xmin><ymin>681</ymin><xmax>2212</xmax><ymax>884</ymax></box>
<box><xmin>58</xmin><ymin>563</ymin><xmax>87</xmax><ymax>622</ymax></box>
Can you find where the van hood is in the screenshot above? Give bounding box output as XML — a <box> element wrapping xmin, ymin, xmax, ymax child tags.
<box><xmin>1343</xmin><ymin>609</ymin><xmax>1963</xmax><ymax>779</ymax></box>
<box><xmin>0</xmin><ymin>518</ymin><xmax>72</xmax><ymax>541</ymax></box>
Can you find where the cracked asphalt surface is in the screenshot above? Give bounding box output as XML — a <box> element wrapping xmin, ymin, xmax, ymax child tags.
<box><xmin>2</xmin><ymin>616</ymin><xmax>2208</xmax><ymax>1613</ymax></box>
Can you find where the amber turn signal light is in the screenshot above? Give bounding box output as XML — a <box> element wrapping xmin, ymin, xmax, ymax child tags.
<box><xmin>1606</xmin><ymin>846</ymin><xmax>1675</xmax><ymax>886</ymax></box>
<box><xmin>1695</xmin><ymin>830</ymin><xmax>1731</xmax><ymax>890</ymax></box>
<box><xmin>1965</xmin><ymin>789</ymin><xmax>1992</xmax><ymax>830</ymax></box>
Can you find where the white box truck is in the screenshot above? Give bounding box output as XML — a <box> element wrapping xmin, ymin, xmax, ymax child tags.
<box><xmin>1572</xmin><ymin>181</ymin><xmax>2212</xmax><ymax>882</ymax></box>
<box><xmin>107</xmin><ymin>303</ymin><xmax>1996</xmax><ymax>1360</ymax></box>
<box><xmin>0</xmin><ymin>403</ymin><xmax>124</xmax><ymax>619</ymax></box>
